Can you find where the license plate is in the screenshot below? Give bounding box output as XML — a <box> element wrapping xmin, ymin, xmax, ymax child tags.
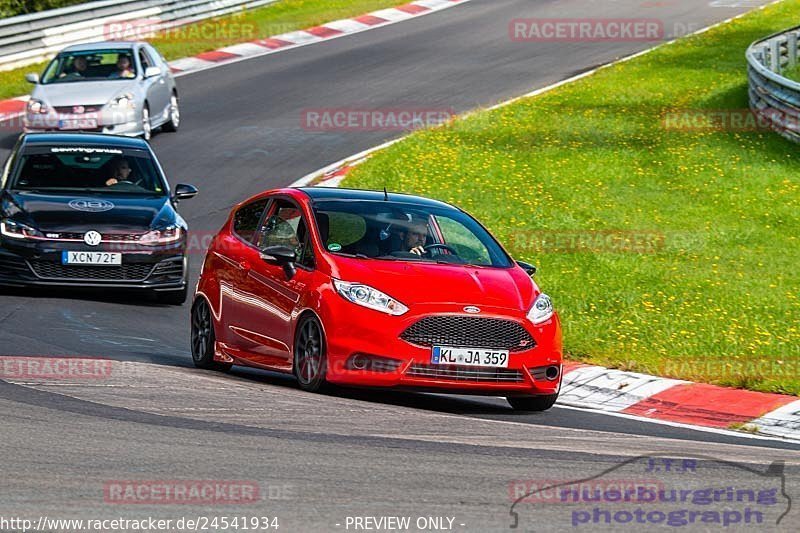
<box><xmin>62</xmin><ymin>251</ymin><xmax>121</xmax><ymax>266</ymax></box>
<box><xmin>59</xmin><ymin>118</ymin><xmax>97</xmax><ymax>130</ymax></box>
<box><xmin>432</xmin><ymin>346</ymin><xmax>509</xmax><ymax>368</ymax></box>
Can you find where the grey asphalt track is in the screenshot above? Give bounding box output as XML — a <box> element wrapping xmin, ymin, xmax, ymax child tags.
<box><xmin>1</xmin><ymin>1</ymin><xmax>798</xmax><ymax>530</ymax></box>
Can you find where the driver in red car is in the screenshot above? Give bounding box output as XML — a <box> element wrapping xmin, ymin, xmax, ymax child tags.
<box><xmin>397</xmin><ymin>216</ymin><xmax>428</xmax><ymax>256</ymax></box>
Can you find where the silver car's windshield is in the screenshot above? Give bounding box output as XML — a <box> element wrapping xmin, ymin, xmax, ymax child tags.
<box><xmin>41</xmin><ymin>50</ymin><xmax>137</xmax><ymax>84</ymax></box>
<box><xmin>10</xmin><ymin>146</ymin><xmax>167</xmax><ymax>196</ymax></box>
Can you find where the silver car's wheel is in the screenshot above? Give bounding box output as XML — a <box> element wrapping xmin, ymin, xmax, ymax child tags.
<box><xmin>163</xmin><ymin>93</ymin><xmax>180</xmax><ymax>132</ymax></box>
<box><xmin>141</xmin><ymin>105</ymin><xmax>151</xmax><ymax>141</ymax></box>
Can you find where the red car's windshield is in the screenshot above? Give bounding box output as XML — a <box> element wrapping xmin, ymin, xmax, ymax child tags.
<box><xmin>312</xmin><ymin>199</ymin><xmax>512</xmax><ymax>267</ymax></box>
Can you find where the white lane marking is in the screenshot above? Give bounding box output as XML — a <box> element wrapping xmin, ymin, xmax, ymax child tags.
<box><xmin>169</xmin><ymin>56</ymin><xmax>217</xmax><ymax>71</ymax></box>
<box><xmin>559</xmin><ymin>365</ymin><xmax>686</xmax><ymax>412</ymax></box>
<box><xmin>750</xmin><ymin>400</ymin><xmax>800</xmax><ymax>440</ymax></box>
<box><xmin>370</xmin><ymin>8</ymin><xmax>416</xmax><ymax>22</ymax></box>
<box><xmin>323</xmin><ymin>19</ymin><xmax>371</xmax><ymax>34</ymax></box>
<box><xmin>272</xmin><ymin>30</ymin><xmax>321</xmax><ymax>45</ymax></box>
<box><xmin>555</xmin><ymin>404</ymin><xmax>800</xmax><ymax>444</ymax></box>
<box><xmin>415</xmin><ymin>0</ymin><xmax>455</xmax><ymax>8</ymax></box>
<box><xmin>218</xmin><ymin>42</ymin><xmax>273</xmax><ymax>57</ymax></box>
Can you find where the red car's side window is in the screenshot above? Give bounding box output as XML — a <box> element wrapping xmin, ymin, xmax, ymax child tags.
<box><xmin>232</xmin><ymin>199</ymin><xmax>269</xmax><ymax>244</ymax></box>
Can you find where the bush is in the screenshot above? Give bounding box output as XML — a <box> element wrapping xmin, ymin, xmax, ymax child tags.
<box><xmin>0</xmin><ymin>0</ymin><xmax>90</xmax><ymax>18</ymax></box>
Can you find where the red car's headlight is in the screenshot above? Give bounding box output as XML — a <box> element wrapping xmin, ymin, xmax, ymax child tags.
<box><xmin>333</xmin><ymin>279</ymin><xmax>409</xmax><ymax>316</ymax></box>
<box><xmin>527</xmin><ymin>293</ymin><xmax>554</xmax><ymax>324</ymax></box>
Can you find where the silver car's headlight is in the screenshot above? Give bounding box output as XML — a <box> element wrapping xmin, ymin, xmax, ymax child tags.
<box><xmin>109</xmin><ymin>93</ymin><xmax>135</xmax><ymax>109</ymax></box>
<box><xmin>527</xmin><ymin>293</ymin><xmax>554</xmax><ymax>324</ymax></box>
<box><xmin>333</xmin><ymin>279</ymin><xmax>409</xmax><ymax>316</ymax></box>
<box><xmin>27</xmin><ymin>99</ymin><xmax>47</xmax><ymax>114</ymax></box>
<box><xmin>0</xmin><ymin>219</ymin><xmax>44</xmax><ymax>240</ymax></box>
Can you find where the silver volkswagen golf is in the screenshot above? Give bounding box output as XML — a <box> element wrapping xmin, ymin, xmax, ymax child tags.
<box><xmin>23</xmin><ymin>41</ymin><xmax>179</xmax><ymax>141</ymax></box>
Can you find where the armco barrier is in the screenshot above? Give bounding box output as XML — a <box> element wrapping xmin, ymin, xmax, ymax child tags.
<box><xmin>0</xmin><ymin>0</ymin><xmax>278</xmax><ymax>71</ymax></box>
<box><xmin>746</xmin><ymin>25</ymin><xmax>800</xmax><ymax>143</ymax></box>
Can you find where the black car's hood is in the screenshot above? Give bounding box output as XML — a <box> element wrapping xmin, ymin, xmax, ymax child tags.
<box><xmin>3</xmin><ymin>191</ymin><xmax>172</xmax><ymax>232</ymax></box>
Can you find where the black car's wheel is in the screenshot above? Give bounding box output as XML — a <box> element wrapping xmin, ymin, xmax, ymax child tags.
<box><xmin>507</xmin><ymin>394</ymin><xmax>558</xmax><ymax>412</ymax></box>
<box><xmin>293</xmin><ymin>315</ymin><xmax>328</xmax><ymax>392</ymax></box>
<box><xmin>141</xmin><ymin>104</ymin><xmax>152</xmax><ymax>141</ymax></box>
<box><xmin>191</xmin><ymin>299</ymin><xmax>231</xmax><ymax>371</ymax></box>
<box><xmin>162</xmin><ymin>93</ymin><xmax>180</xmax><ymax>132</ymax></box>
<box><xmin>156</xmin><ymin>286</ymin><xmax>187</xmax><ymax>305</ymax></box>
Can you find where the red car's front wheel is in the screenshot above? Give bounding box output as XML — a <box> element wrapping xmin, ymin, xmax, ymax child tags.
<box><xmin>293</xmin><ymin>315</ymin><xmax>328</xmax><ymax>392</ymax></box>
<box><xmin>507</xmin><ymin>394</ymin><xmax>558</xmax><ymax>412</ymax></box>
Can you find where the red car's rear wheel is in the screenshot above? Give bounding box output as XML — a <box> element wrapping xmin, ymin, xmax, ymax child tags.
<box><xmin>293</xmin><ymin>315</ymin><xmax>328</xmax><ymax>392</ymax></box>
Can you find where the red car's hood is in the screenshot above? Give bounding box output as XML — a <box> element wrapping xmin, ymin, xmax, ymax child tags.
<box><xmin>330</xmin><ymin>258</ymin><xmax>538</xmax><ymax>310</ymax></box>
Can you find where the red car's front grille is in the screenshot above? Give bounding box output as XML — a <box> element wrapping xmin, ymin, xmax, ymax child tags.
<box><xmin>405</xmin><ymin>364</ymin><xmax>525</xmax><ymax>383</ymax></box>
<box><xmin>400</xmin><ymin>316</ymin><xmax>536</xmax><ymax>352</ymax></box>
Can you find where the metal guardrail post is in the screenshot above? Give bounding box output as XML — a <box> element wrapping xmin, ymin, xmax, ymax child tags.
<box><xmin>788</xmin><ymin>32</ymin><xmax>798</xmax><ymax>70</ymax></box>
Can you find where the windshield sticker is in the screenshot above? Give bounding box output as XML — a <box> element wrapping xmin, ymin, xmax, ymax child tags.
<box><xmin>68</xmin><ymin>198</ymin><xmax>115</xmax><ymax>212</ymax></box>
<box><xmin>51</xmin><ymin>147</ymin><xmax>123</xmax><ymax>154</ymax></box>
<box><xmin>328</xmin><ymin>243</ymin><xmax>342</xmax><ymax>252</ymax></box>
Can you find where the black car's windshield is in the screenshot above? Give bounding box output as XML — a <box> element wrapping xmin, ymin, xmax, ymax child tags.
<box><xmin>313</xmin><ymin>199</ymin><xmax>512</xmax><ymax>267</ymax></box>
<box><xmin>10</xmin><ymin>145</ymin><xmax>167</xmax><ymax>196</ymax></box>
<box><xmin>41</xmin><ymin>50</ymin><xmax>137</xmax><ymax>84</ymax></box>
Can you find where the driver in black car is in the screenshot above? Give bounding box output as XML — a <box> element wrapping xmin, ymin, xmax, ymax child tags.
<box><xmin>396</xmin><ymin>216</ymin><xmax>428</xmax><ymax>256</ymax></box>
<box><xmin>105</xmin><ymin>157</ymin><xmax>133</xmax><ymax>187</ymax></box>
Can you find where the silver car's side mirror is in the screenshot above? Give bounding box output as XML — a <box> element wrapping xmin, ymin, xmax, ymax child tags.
<box><xmin>25</xmin><ymin>73</ymin><xmax>39</xmax><ymax>84</ymax></box>
<box><xmin>144</xmin><ymin>66</ymin><xmax>162</xmax><ymax>78</ymax></box>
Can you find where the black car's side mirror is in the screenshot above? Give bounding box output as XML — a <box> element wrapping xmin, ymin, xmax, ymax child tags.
<box><xmin>172</xmin><ymin>184</ymin><xmax>198</xmax><ymax>202</ymax></box>
<box><xmin>517</xmin><ymin>260</ymin><xmax>537</xmax><ymax>276</ymax></box>
<box><xmin>260</xmin><ymin>245</ymin><xmax>297</xmax><ymax>279</ymax></box>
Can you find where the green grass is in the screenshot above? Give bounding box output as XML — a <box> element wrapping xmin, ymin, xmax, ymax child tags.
<box><xmin>343</xmin><ymin>1</ymin><xmax>800</xmax><ymax>395</ymax></box>
<box><xmin>0</xmin><ymin>0</ymin><xmax>410</xmax><ymax>100</ymax></box>
<box><xmin>784</xmin><ymin>65</ymin><xmax>800</xmax><ymax>82</ymax></box>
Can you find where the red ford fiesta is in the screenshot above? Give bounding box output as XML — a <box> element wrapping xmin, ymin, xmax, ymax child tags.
<box><xmin>191</xmin><ymin>187</ymin><xmax>562</xmax><ymax>411</ymax></box>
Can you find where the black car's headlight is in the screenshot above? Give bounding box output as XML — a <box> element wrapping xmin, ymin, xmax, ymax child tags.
<box><xmin>139</xmin><ymin>226</ymin><xmax>183</xmax><ymax>246</ymax></box>
<box><xmin>0</xmin><ymin>219</ymin><xmax>43</xmax><ymax>240</ymax></box>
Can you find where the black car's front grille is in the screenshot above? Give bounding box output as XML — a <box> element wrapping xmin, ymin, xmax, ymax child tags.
<box><xmin>28</xmin><ymin>260</ymin><xmax>154</xmax><ymax>281</ymax></box>
<box><xmin>400</xmin><ymin>316</ymin><xmax>536</xmax><ymax>352</ymax></box>
<box><xmin>406</xmin><ymin>364</ymin><xmax>525</xmax><ymax>383</ymax></box>
<box><xmin>0</xmin><ymin>254</ymin><xmax>30</xmax><ymax>275</ymax></box>
<box><xmin>46</xmin><ymin>232</ymin><xmax>145</xmax><ymax>243</ymax></box>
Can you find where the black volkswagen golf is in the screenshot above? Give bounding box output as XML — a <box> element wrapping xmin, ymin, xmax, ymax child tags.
<box><xmin>0</xmin><ymin>133</ymin><xmax>197</xmax><ymax>304</ymax></box>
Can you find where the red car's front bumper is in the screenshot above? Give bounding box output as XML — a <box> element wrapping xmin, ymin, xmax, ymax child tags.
<box><xmin>321</xmin><ymin>301</ymin><xmax>562</xmax><ymax>397</ymax></box>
